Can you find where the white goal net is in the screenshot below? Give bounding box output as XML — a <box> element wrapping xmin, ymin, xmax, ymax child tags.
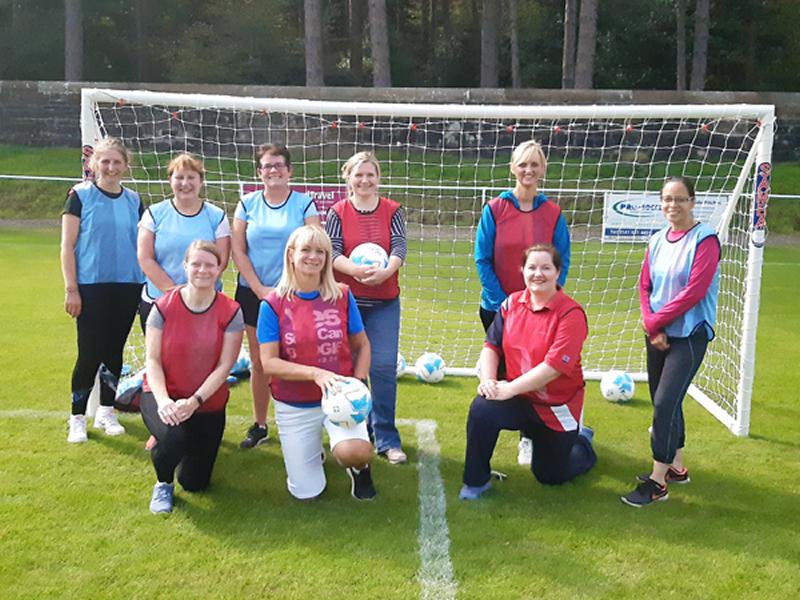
<box><xmin>81</xmin><ymin>88</ymin><xmax>774</xmax><ymax>436</ymax></box>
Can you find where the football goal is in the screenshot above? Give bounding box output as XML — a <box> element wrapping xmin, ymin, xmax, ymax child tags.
<box><xmin>80</xmin><ymin>88</ymin><xmax>774</xmax><ymax>436</ymax></box>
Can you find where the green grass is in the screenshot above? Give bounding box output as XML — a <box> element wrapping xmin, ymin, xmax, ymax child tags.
<box><xmin>1</xmin><ymin>144</ymin><xmax>800</xmax><ymax>232</ymax></box>
<box><xmin>0</xmin><ymin>229</ymin><xmax>798</xmax><ymax>599</ymax></box>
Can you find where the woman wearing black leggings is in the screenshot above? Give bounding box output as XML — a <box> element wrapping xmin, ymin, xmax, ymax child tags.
<box><xmin>141</xmin><ymin>240</ymin><xmax>243</xmax><ymax>514</ymax></box>
<box><xmin>621</xmin><ymin>177</ymin><xmax>721</xmax><ymax>508</ymax></box>
<box><xmin>61</xmin><ymin>138</ymin><xmax>143</xmax><ymax>443</ymax></box>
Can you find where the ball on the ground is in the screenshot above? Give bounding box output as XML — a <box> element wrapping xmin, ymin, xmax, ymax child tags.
<box><xmin>396</xmin><ymin>353</ymin><xmax>406</xmax><ymax>378</ymax></box>
<box><xmin>600</xmin><ymin>370</ymin><xmax>635</xmax><ymax>402</ymax></box>
<box><xmin>322</xmin><ymin>377</ymin><xmax>372</xmax><ymax>428</ymax></box>
<box><xmin>230</xmin><ymin>347</ymin><xmax>252</xmax><ymax>379</ymax></box>
<box><xmin>415</xmin><ymin>352</ymin><xmax>446</xmax><ymax>383</ymax></box>
<box><xmin>349</xmin><ymin>242</ymin><xmax>389</xmax><ymax>269</ymax></box>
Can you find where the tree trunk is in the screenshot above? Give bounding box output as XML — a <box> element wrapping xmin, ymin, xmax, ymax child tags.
<box><xmin>134</xmin><ymin>0</ymin><xmax>150</xmax><ymax>82</ymax></box>
<box><xmin>480</xmin><ymin>0</ymin><xmax>500</xmax><ymax>87</ymax></box>
<box><xmin>368</xmin><ymin>0</ymin><xmax>392</xmax><ymax>87</ymax></box>
<box><xmin>574</xmin><ymin>0</ymin><xmax>598</xmax><ymax>89</ymax></box>
<box><xmin>64</xmin><ymin>0</ymin><xmax>83</xmax><ymax>81</ymax></box>
<box><xmin>304</xmin><ymin>0</ymin><xmax>324</xmax><ymax>86</ymax></box>
<box><xmin>561</xmin><ymin>0</ymin><xmax>578</xmax><ymax>88</ymax></box>
<box><xmin>508</xmin><ymin>0</ymin><xmax>520</xmax><ymax>88</ymax></box>
<box><xmin>349</xmin><ymin>0</ymin><xmax>365</xmax><ymax>86</ymax></box>
<box><xmin>441</xmin><ymin>0</ymin><xmax>452</xmax><ymax>36</ymax></box>
<box><xmin>690</xmin><ymin>0</ymin><xmax>710</xmax><ymax>91</ymax></box>
<box><xmin>675</xmin><ymin>0</ymin><xmax>686</xmax><ymax>91</ymax></box>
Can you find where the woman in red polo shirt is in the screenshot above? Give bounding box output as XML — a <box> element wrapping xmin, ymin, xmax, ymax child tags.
<box><xmin>140</xmin><ymin>240</ymin><xmax>244</xmax><ymax>514</ymax></box>
<box><xmin>460</xmin><ymin>244</ymin><xmax>596</xmax><ymax>500</ymax></box>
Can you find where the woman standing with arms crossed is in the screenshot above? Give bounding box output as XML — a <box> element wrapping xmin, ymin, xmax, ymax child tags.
<box><xmin>61</xmin><ymin>138</ymin><xmax>144</xmax><ymax>443</ymax></box>
<box><xmin>259</xmin><ymin>226</ymin><xmax>377</xmax><ymax>501</ymax></box>
<box><xmin>621</xmin><ymin>177</ymin><xmax>720</xmax><ymax>507</ymax></box>
<box><xmin>325</xmin><ymin>152</ymin><xmax>407</xmax><ymax>465</ymax></box>
<box><xmin>474</xmin><ymin>140</ymin><xmax>571</xmax><ymax>465</ymax></box>
<box><xmin>460</xmin><ymin>244</ymin><xmax>596</xmax><ymax>500</ymax></box>
<box><xmin>137</xmin><ymin>153</ymin><xmax>231</xmax><ymax>329</ymax></box>
<box><xmin>142</xmin><ymin>241</ymin><xmax>244</xmax><ymax>514</ymax></box>
<box><xmin>232</xmin><ymin>144</ymin><xmax>320</xmax><ymax>450</ymax></box>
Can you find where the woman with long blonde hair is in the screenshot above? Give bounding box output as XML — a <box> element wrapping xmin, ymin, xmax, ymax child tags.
<box><xmin>258</xmin><ymin>225</ymin><xmax>377</xmax><ymax>500</ymax></box>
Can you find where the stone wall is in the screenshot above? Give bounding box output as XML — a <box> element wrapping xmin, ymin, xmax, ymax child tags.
<box><xmin>2</xmin><ymin>80</ymin><xmax>799</xmax><ymax>160</ymax></box>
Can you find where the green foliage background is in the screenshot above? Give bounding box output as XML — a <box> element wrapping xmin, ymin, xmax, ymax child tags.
<box><xmin>3</xmin><ymin>0</ymin><xmax>800</xmax><ymax>91</ymax></box>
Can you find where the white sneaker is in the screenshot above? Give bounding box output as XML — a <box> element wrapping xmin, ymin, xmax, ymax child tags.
<box><xmin>67</xmin><ymin>414</ymin><xmax>88</xmax><ymax>443</ymax></box>
<box><xmin>517</xmin><ymin>437</ymin><xmax>533</xmax><ymax>466</ymax></box>
<box><xmin>94</xmin><ymin>405</ymin><xmax>126</xmax><ymax>436</ymax></box>
<box><xmin>383</xmin><ymin>447</ymin><xmax>408</xmax><ymax>465</ymax></box>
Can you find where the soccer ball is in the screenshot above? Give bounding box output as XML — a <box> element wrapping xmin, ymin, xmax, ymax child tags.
<box><xmin>600</xmin><ymin>370</ymin><xmax>635</xmax><ymax>402</ymax></box>
<box><xmin>349</xmin><ymin>243</ymin><xmax>389</xmax><ymax>269</ymax></box>
<box><xmin>396</xmin><ymin>353</ymin><xmax>407</xmax><ymax>378</ymax></box>
<box><xmin>322</xmin><ymin>377</ymin><xmax>372</xmax><ymax>428</ymax></box>
<box><xmin>230</xmin><ymin>347</ymin><xmax>252</xmax><ymax>379</ymax></box>
<box><xmin>415</xmin><ymin>352</ymin><xmax>446</xmax><ymax>383</ymax></box>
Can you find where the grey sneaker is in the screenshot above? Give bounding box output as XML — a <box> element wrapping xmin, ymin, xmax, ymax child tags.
<box><xmin>149</xmin><ymin>482</ymin><xmax>174</xmax><ymax>514</ymax></box>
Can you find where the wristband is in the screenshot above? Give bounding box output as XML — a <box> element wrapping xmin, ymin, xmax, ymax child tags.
<box><xmin>192</xmin><ymin>393</ymin><xmax>204</xmax><ymax>406</ymax></box>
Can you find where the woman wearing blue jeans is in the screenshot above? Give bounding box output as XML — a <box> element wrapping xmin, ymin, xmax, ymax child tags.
<box><xmin>326</xmin><ymin>151</ymin><xmax>407</xmax><ymax>465</ymax></box>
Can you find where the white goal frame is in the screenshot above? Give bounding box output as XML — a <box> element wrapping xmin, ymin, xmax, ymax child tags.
<box><xmin>81</xmin><ymin>88</ymin><xmax>774</xmax><ymax>437</ymax></box>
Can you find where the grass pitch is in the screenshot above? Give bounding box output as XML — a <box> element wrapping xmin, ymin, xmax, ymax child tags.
<box><xmin>0</xmin><ymin>229</ymin><xmax>798</xmax><ymax>599</ymax></box>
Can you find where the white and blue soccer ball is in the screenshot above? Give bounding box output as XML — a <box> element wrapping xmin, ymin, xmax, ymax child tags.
<box><xmin>230</xmin><ymin>347</ymin><xmax>252</xmax><ymax>379</ymax></box>
<box><xmin>322</xmin><ymin>377</ymin><xmax>372</xmax><ymax>428</ymax></box>
<box><xmin>349</xmin><ymin>242</ymin><xmax>389</xmax><ymax>269</ymax></box>
<box><xmin>396</xmin><ymin>353</ymin><xmax>407</xmax><ymax>378</ymax></box>
<box><xmin>600</xmin><ymin>370</ymin><xmax>635</xmax><ymax>402</ymax></box>
<box><xmin>415</xmin><ymin>352</ymin><xmax>446</xmax><ymax>383</ymax></box>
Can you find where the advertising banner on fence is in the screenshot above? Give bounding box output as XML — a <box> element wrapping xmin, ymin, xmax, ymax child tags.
<box><xmin>241</xmin><ymin>183</ymin><xmax>348</xmax><ymax>224</ymax></box>
<box><xmin>602</xmin><ymin>191</ymin><xmax>730</xmax><ymax>243</ymax></box>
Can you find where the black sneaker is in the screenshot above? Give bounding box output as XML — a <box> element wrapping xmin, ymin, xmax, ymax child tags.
<box><xmin>347</xmin><ymin>466</ymin><xmax>377</xmax><ymax>501</ymax></box>
<box><xmin>621</xmin><ymin>478</ymin><xmax>669</xmax><ymax>507</ymax></box>
<box><xmin>240</xmin><ymin>423</ymin><xmax>268</xmax><ymax>449</ymax></box>
<box><xmin>636</xmin><ymin>466</ymin><xmax>690</xmax><ymax>484</ymax></box>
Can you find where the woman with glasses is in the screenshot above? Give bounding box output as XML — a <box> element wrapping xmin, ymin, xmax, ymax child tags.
<box><xmin>232</xmin><ymin>144</ymin><xmax>320</xmax><ymax>450</ymax></box>
<box><xmin>621</xmin><ymin>176</ymin><xmax>720</xmax><ymax>507</ymax></box>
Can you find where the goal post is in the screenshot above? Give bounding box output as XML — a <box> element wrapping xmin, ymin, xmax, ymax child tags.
<box><xmin>80</xmin><ymin>87</ymin><xmax>774</xmax><ymax>436</ymax></box>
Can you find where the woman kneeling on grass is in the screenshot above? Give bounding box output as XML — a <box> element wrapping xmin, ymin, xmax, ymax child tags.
<box><xmin>460</xmin><ymin>244</ymin><xmax>596</xmax><ymax>500</ymax></box>
<box><xmin>141</xmin><ymin>240</ymin><xmax>244</xmax><ymax>514</ymax></box>
<box><xmin>258</xmin><ymin>225</ymin><xmax>377</xmax><ymax>501</ymax></box>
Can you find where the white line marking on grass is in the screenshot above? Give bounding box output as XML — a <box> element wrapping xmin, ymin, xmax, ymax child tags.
<box><xmin>4</xmin><ymin>411</ymin><xmax>459</xmax><ymax>599</ymax></box>
<box><xmin>398</xmin><ymin>418</ymin><xmax>458</xmax><ymax>600</ymax></box>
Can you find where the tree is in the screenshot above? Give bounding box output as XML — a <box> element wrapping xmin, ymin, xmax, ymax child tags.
<box><xmin>561</xmin><ymin>0</ymin><xmax>578</xmax><ymax>88</ymax></box>
<box><xmin>508</xmin><ymin>0</ymin><xmax>520</xmax><ymax>88</ymax></box>
<box><xmin>368</xmin><ymin>0</ymin><xmax>391</xmax><ymax>87</ymax></box>
<box><xmin>349</xmin><ymin>0</ymin><xmax>365</xmax><ymax>85</ymax></box>
<box><xmin>676</xmin><ymin>0</ymin><xmax>687</xmax><ymax>91</ymax></box>
<box><xmin>690</xmin><ymin>0</ymin><xmax>709</xmax><ymax>90</ymax></box>
<box><xmin>64</xmin><ymin>0</ymin><xmax>83</xmax><ymax>81</ymax></box>
<box><xmin>304</xmin><ymin>0</ymin><xmax>324</xmax><ymax>86</ymax></box>
<box><xmin>574</xmin><ymin>0</ymin><xmax>598</xmax><ymax>89</ymax></box>
<box><xmin>480</xmin><ymin>0</ymin><xmax>500</xmax><ymax>87</ymax></box>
